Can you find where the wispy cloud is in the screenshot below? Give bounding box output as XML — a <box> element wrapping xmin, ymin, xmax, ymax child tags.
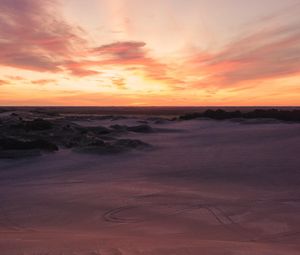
<box><xmin>85</xmin><ymin>41</ymin><xmax>184</xmax><ymax>86</ymax></box>
<box><xmin>31</xmin><ymin>79</ymin><xmax>57</xmax><ymax>85</ymax></box>
<box><xmin>0</xmin><ymin>79</ymin><xmax>9</xmax><ymax>86</ymax></box>
<box><xmin>93</xmin><ymin>41</ymin><xmax>146</xmax><ymax>60</ymax></box>
<box><xmin>66</xmin><ymin>64</ymin><xmax>100</xmax><ymax>77</ymax></box>
<box><xmin>189</xmin><ymin>10</ymin><xmax>300</xmax><ymax>89</ymax></box>
<box><xmin>6</xmin><ymin>76</ymin><xmax>27</xmax><ymax>81</ymax></box>
<box><xmin>112</xmin><ymin>77</ymin><xmax>126</xmax><ymax>89</ymax></box>
<box><xmin>0</xmin><ymin>0</ymin><xmax>85</xmax><ymax>72</ymax></box>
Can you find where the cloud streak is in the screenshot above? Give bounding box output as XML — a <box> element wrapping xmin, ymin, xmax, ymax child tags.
<box><xmin>0</xmin><ymin>80</ymin><xmax>9</xmax><ymax>86</ymax></box>
<box><xmin>190</xmin><ymin>14</ymin><xmax>300</xmax><ymax>89</ymax></box>
<box><xmin>93</xmin><ymin>41</ymin><xmax>146</xmax><ymax>60</ymax></box>
<box><xmin>31</xmin><ymin>79</ymin><xmax>57</xmax><ymax>85</ymax></box>
<box><xmin>0</xmin><ymin>0</ymin><xmax>85</xmax><ymax>73</ymax></box>
<box><xmin>93</xmin><ymin>41</ymin><xmax>184</xmax><ymax>86</ymax></box>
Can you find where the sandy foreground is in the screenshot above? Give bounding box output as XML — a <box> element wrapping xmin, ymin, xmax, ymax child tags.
<box><xmin>0</xmin><ymin>117</ymin><xmax>300</xmax><ymax>255</ymax></box>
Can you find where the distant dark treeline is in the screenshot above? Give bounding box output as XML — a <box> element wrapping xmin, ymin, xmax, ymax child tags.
<box><xmin>0</xmin><ymin>106</ymin><xmax>299</xmax><ymax>117</ymax></box>
<box><xmin>179</xmin><ymin>109</ymin><xmax>300</xmax><ymax>122</ymax></box>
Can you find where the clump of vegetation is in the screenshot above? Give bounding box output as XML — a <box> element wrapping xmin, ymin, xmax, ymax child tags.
<box><xmin>12</xmin><ymin>118</ymin><xmax>53</xmax><ymax>131</ymax></box>
<box><xmin>178</xmin><ymin>109</ymin><xmax>300</xmax><ymax>122</ymax></box>
<box><xmin>0</xmin><ymin>138</ymin><xmax>58</xmax><ymax>151</ymax></box>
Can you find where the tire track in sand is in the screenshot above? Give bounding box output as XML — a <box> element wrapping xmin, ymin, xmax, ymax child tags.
<box><xmin>103</xmin><ymin>206</ymin><xmax>143</xmax><ymax>224</ymax></box>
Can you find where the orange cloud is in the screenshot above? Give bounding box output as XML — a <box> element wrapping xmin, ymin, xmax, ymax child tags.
<box><xmin>6</xmin><ymin>76</ymin><xmax>26</xmax><ymax>81</ymax></box>
<box><xmin>112</xmin><ymin>77</ymin><xmax>126</xmax><ymax>89</ymax></box>
<box><xmin>31</xmin><ymin>79</ymin><xmax>57</xmax><ymax>85</ymax></box>
<box><xmin>0</xmin><ymin>79</ymin><xmax>10</xmax><ymax>86</ymax></box>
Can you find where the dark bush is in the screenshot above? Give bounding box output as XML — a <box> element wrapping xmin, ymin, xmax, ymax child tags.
<box><xmin>114</xmin><ymin>139</ymin><xmax>150</xmax><ymax>149</ymax></box>
<box><xmin>0</xmin><ymin>138</ymin><xmax>58</xmax><ymax>151</ymax></box>
<box><xmin>179</xmin><ymin>109</ymin><xmax>300</xmax><ymax>122</ymax></box>
<box><xmin>127</xmin><ymin>124</ymin><xmax>153</xmax><ymax>133</ymax></box>
<box><xmin>12</xmin><ymin>118</ymin><xmax>53</xmax><ymax>131</ymax></box>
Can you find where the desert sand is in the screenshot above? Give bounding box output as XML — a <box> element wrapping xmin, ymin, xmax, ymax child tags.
<box><xmin>0</xmin><ymin>111</ymin><xmax>300</xmax><ymax>255</ymax></box>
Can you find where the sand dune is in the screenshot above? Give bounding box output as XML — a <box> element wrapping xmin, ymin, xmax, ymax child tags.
<box><xmin>0</xmin><ymin>114</ymin><xmax>299</xmax><ymax>254</ymax></box>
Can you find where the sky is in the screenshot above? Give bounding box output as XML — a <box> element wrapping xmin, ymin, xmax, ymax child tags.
<box><xmin>0</xmin><ymin>0</ymin><xmax>300</xmax><ymax>106</ymax></box>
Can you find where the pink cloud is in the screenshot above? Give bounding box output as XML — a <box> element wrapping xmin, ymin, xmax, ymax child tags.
<box><xmin>190</xmin><ymin>20</ymin><xmax>300</xmax><ymax>88</ymax></box>
<box><xmin>88</xmin><ymin>41</ymin><xmax>184</xmax><ymax>86</ymax></box>
<box><xmin>93</xmin><ymin>41</ymin><xmax>146</xmax><ymax>60</ymax></box>
<box><xmin>0</xmin><ymin>0</ymin><xmax>86</xmax><ymax>73</ymax></box>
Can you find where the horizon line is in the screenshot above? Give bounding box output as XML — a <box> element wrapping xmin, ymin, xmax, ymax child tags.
<box><xmin>0</xmin><ymin>105</ymin><xmax>299</xmax><ymax>108</ymax></box>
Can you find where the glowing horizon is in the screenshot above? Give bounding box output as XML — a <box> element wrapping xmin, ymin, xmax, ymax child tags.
<box><xmin>0</xmin><ymin>0</ymin><xmax>300</xmax><ymax>106</ymax></box>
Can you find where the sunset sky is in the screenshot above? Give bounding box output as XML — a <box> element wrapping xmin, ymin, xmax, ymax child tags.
<box><xmin>0</xmin><ymin>0</ymin><xmax>300</xmax><ymax>106</ymax></box>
